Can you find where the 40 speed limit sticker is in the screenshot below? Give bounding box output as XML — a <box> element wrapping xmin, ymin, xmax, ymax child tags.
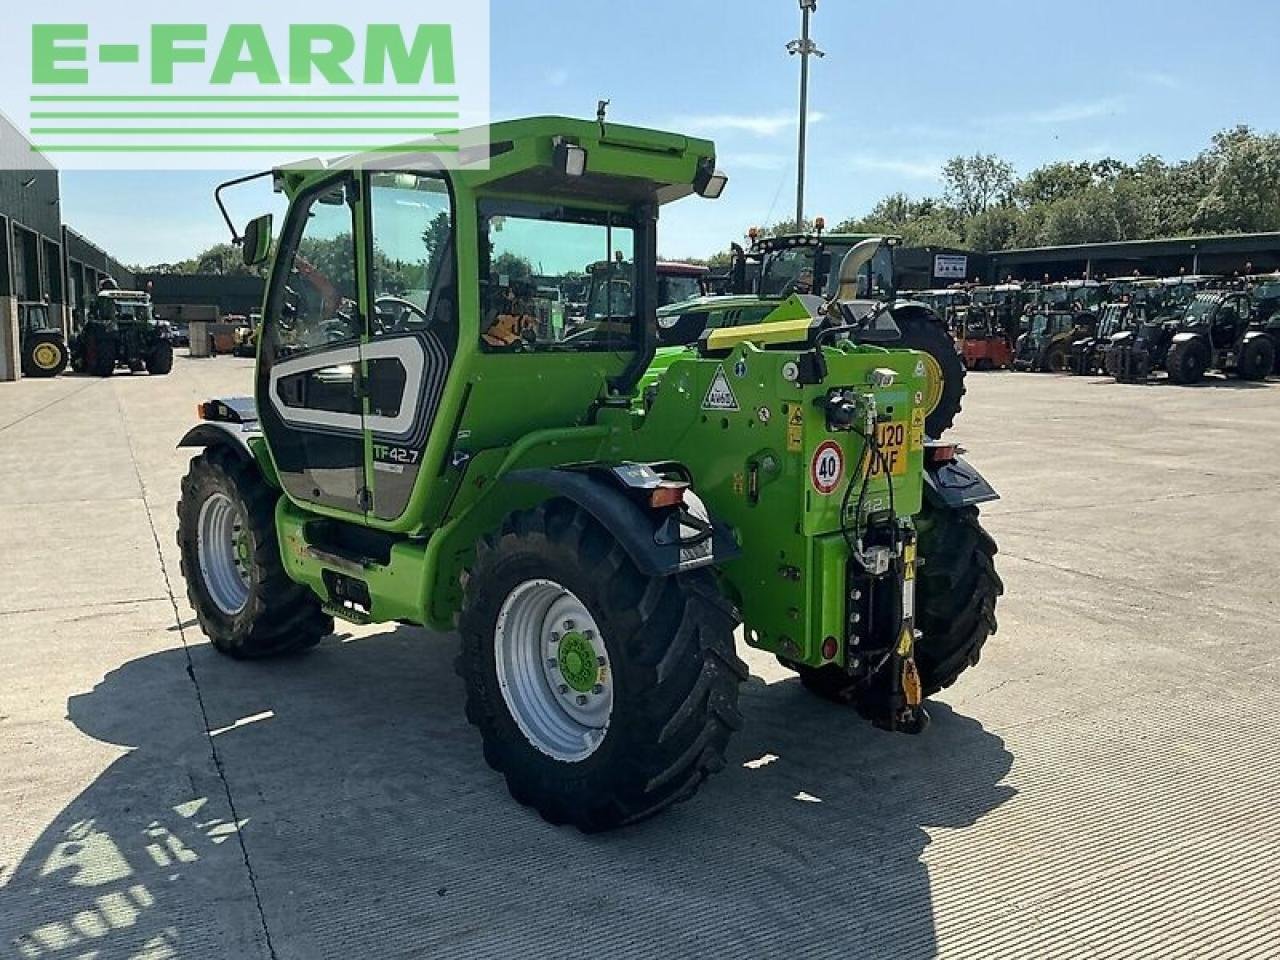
<box><xmin>810</xmin><ymin>441</ymin><xmax>845</xmax><ymax>495</ymax></box>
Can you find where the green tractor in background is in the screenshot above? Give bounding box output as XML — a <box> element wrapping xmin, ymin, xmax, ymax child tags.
<box><xmin>70</xmin><ymin>287</ymin><xmax>174</xmax><ymax>378</ymax></box>
<box><xmin>177</xmin><ymin>118</ymin><xmax>1001</xmax><ymax>831</ymax></box>
<box><xmin>17</xmin><ymin>301</ymin><xmax>69</xmax><ymax>378</ymax></box>
<box><xmin>656</xmin><ymin>232</ymin><xmax>966</xmax><ymax>439</ymax></box>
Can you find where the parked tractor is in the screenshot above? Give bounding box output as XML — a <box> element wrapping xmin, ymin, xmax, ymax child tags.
<box><xmin>70</xmin><ymin>290</ymin><xmax>174</xmax><ymax>377</ymax></box>
<box><xmin>17</xmin><ymin>301</ymin><xmax>69</xmax><ymax>378</ymax></box>
<box><xmin>1071</xmin><ymin>301</ymin><xmax>1150</xmax><ymax>376</ymax></box>
<box><xmin>656</xmin><ymin>231</ymin><xmax>966</xmax><ymax>438</ymax></box>
<box><xmin>1013</xmin><ymin>310</ymin><xmax>1095</xmax><ymax>372</ymax></box>
<box><xmin>1165</xmin><ymin>291</ymin><xmax>1274</xmax><ymax>384</ymax></box>
<box><xmin>967</xmin><ymin>283</ymin><xmax>1027</xmax><ymax>343</ymax></box>
<box><xmin>177</xmin><ymin>117</ymin><xmax>1002</xmax><ymax>831</ymax></box>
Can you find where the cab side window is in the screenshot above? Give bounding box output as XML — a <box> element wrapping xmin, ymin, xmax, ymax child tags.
<box><xmin>269</xmin><ymin>182</ymin><xmax>361</xmax><ymax>360</ymax></box>
<box><xmin>369</xmin><ymin>172</ymin><xmax>456</xmax><ymax>347</ymax></box>
<box><xmin>478</xmin><ymin>200</ymin><xmax>637</xmax><ymax>351</ymax></box>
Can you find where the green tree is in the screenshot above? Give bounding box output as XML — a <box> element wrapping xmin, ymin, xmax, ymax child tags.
<box><xmin>942</xmin><ymin>154</ymin><xmax>1015</xmax><ymax>219</ymax></box>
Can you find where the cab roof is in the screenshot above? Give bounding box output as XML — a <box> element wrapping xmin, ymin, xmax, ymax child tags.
<box><xmin>276</xmin><ymin>116</ymin><xmax>720</xmax><ymax>209</ymax></box>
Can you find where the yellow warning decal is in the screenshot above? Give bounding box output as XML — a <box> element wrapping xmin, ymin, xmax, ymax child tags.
<box><xmin>787</xmin><ymin>406</ymin><xmax>804</xmax><ymax>452</ymax></box>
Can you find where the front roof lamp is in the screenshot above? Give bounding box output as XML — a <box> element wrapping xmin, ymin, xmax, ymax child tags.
<box><xmin>694</xmin><ymin>159</ymin><xmax>729</xmax><ymax>199</ymax></box>
<box><xmin>553</xmin><ymin>138</ymin><xmax>588</xmax><ymax>177</ymax></box>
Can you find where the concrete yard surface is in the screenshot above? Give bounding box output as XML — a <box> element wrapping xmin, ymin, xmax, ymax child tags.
<box><xmin>1</xmin><ymin>357</ymin><xmax>1278</xmax><ymax>959</ymax></box>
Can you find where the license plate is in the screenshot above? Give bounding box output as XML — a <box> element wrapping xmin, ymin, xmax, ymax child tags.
<box><xmin>868</xmin><ymin>421</ymin><xmax>909</xmax><ymax>478</ymax></box>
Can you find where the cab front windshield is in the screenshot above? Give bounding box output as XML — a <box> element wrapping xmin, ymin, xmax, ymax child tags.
<box><xmin>1180</xmin><ymin>295</ymin><xmax>1218</xmax><ymax>327</ymax></box>
<box><xmin>99</xmin><ymin>298</ymin><xmax>153</xmax><ymax>325</ymax></box>
<box><xmin>757</xmin><ymin>242</ymin><xmax>893</xmax><ymax>299</ymax></box>
<box><xmin>1097</xmin><ymin>304</ymin><xmax>1126</xmax><ymax>337</ymax></box>
<box><xmin>19</xmin><ymin>304</ymin><xmax>50</xmax><ymax>334</ymax></box>
<box><xmin>660</xmin><ymin>274</ymin><xmax>701</xmax><ymax>307</ymax></box>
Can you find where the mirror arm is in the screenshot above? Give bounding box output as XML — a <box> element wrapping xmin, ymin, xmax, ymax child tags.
<box><xmin>214</xmin><ymin>170</ymin><xmax>275</xmax><ymax>245</ymax></box>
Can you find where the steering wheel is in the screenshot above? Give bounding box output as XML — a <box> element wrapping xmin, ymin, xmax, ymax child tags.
<box><xmin>374</xmin><ymin>296</ymin><xmax>430</xmax><ymax>334</ymax></box>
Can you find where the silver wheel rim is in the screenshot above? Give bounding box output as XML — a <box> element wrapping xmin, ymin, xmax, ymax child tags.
<box><xmin>197</xmin><ymin>493</ymin><xmax>251</xmax><ymax>616</ymax></box>
<box><xmin>493</xmin><ymin>579</ymin><xmax>613</xmax><ymax>763</ymax></box>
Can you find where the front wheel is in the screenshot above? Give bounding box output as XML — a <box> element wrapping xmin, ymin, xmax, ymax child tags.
<box><xmin>177</xmin><ymin>445</ymin><xmax>331</xmax><ymax>658</ymax></box>
<box><xmin>147</xmin><ymin>339</ymin><xmax>174</xmax><ymax>375</ymax></box>
<box><xmin>458</xmin><ymin>501</ymin><xmax>746</xmax><ymax>831</ymax></box>
<box><xmin>1167</xmin><ymin>339</ymin><xmax>1209</xmax><ymax>385</ymax></box>
<box><xmin>83</xmin><ymin>327</ymin><xmax>116</xmax><ymax>377</ymax></box>
<box><xmin>1236</xmin><ymin>336</ymin><xmax>1274</xmax><ymax>381</ymax></box>
<box><xmin>1045</xmin><ymin>345</ymin><xmax>1070</xmax><ymax>373</ymax></box>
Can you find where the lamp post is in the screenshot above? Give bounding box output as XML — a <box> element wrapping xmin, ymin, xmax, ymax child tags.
<box><xmin>787</xmin><ymin>0</ymin><xmax>824</xmax><ymax>228</ymax></box>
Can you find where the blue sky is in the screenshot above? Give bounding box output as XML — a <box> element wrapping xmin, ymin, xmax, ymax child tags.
<box><xmin>59</xmin><ymin>0</ymin><xmax>1280</xmax><ymax>267</ymax></box>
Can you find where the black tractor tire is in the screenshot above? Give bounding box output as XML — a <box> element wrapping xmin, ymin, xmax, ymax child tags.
<box><xmin>787</xmin><ymin>503</ymin><xmax>1001</xmax><ymax>704</ymax></box>
<box><xmin>21</xmin><ymin>332</ymin><xmax>68</xmax><ymax>378</ymax></box>
<box><xmin>177</xmin><ymin>445</ymin><xmax>332</xmax><ymax>659</ymax></box>
<box><xmin>1166</xmin><ymin>338</ymin><xmax>1209</xmax><ymax>385</ymax></box>
<box><xmin>1045</xmin><ymin>345</ymin><xmax>1071</xmax><ymax>373</ymax></box>
<box><xmin>893</xmin><ymin>311</ymin><xmax>966</xmax><ymax>438</ymax></box>
<box><xmin>1235</xmin><ymin>336</ymin><xmax>1275</xmax><ymax>381</ymax></box>
<box><xmin>147</xmin><ymin>339</ymin><xmax>174</xmax><ymax>375</ymax></box>
<box><xmin>457</xmin><ymin>500</ymin><xmax>746</xmax><ymax>832</ymax></box>
<box><xmin>127</xmin><ymin>359</ymin><xmax>145</xmax><ymax>373</ymax></box>
<box><xmin>83</xmin><ymin>327</ymin><xmax>117</xmax><ymax>377</ymax></box>
<box><xmin>914</xmin><ymin>503</ymin><xmax>1002</xmax><ymax>695</ymax></box>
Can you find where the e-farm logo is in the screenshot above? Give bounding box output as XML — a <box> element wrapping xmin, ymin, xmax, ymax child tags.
<box><xmin>6</xmin><ymin>4</ymin><xmax>489</xmax><ymax>170</ymax></box>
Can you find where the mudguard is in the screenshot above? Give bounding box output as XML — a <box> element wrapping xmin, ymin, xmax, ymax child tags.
<box><xmin>1170</xmin><ymin>332</ymin><xmax>1202</xmax><ymax>346</ymax></box>
<box><xmin>177</xmin><ymin>422</ymin><xmax>260</xmax><ymax>462</ymax></box>
<box><xmin>503</xmin><ymin>465</ymin><xmax>740</xmax><ymax>577</ymax></box>
<box><xmin>177</xmin><ymin>396</ymin><xmax>262</xmax><ymax>462</ymax></box>
<box><xmin>924</xmin><ymin>455</ymin><xmax>1000</xmax><ymax>509</ymax></box>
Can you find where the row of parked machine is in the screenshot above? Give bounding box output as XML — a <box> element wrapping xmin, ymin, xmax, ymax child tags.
<box><xmin>911</xmin><ymin>273</ymin><xmax>1280</xmax><ymax>384</ymax></box>
<box><xmin>16</xmin><ymin>280</ymin><xmax>174</xmax><ymax>379</ymax></box>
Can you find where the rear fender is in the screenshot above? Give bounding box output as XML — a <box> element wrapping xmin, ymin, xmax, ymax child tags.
<box><xmin>923</xmin><ymin>455</ymin><xmax>999</xmax><ymax>510</ymax></box>
<box><xmin>1170</xmin><ymin>332</ymin><xmax>1202</xmax><ymax>346</ymax></box>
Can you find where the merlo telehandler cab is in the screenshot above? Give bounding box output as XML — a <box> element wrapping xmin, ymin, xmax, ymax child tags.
<box><xmin>177</xmin><ymin>117</ymin><xmax>1002</xmax><ymax>831</ymax></box>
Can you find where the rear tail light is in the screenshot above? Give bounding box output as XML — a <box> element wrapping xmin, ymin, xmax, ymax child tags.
<box><xmin>927</xmin><ymin>444</ymin><xmax>958</xmax><ymax>465</ymax></box>
<box><xmin>649</xmin><ymin>483</ymin><xmax>688</xmax><ymax>509</ymax></box>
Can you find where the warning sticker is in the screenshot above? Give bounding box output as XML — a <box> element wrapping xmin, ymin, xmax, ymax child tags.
<box><xmin>787</xmin><ymin>407</ymin><xmax>804</xmax><ymax>452</ymax></box>
<box><xmin>810</xmin><ymin>441</ymin><xmax>845</xmax><ymax>495</ymax></box>
<box><xmin>702</xmin><ymin>366</ymin><xmax>740</xmax><ymax>411</ymax></box>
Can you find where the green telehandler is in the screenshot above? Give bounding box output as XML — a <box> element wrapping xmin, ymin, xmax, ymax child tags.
<box><xmin>177</xmin><ymin>117</ymin><xmax>1002</xmax><ymax>831</ymax></box>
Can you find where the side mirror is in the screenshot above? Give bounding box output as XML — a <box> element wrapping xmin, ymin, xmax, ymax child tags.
<box><xmin>241</xmin><ymin>214</ymin><xmax>273</xmax><ymax>267</ymax></box>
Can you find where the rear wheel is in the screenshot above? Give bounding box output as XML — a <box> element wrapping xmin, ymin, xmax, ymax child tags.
<box><xmin>458</xmin><ymin>501</ymin><xmax>746</xmax><ymax>831</ymax></box>
<box><xmin>1236</xmin><ymin>336</ymin><xmax>1274</xmax><ymax>381</ymax></box>
<box><xmin>893</xmin><ymin>310</ymin><xmax>965</xmax><ymax>437</ymax></box>
<box><xmin>147</xmin><ymin>339</ymin><xmax>174</xmax><ymax>375</ymax></box>
<box><xmin>1045</xmin><ymin>345</ymin><xmax>1070</xmax><ymax>373</ymax></box>
<box><xmin>1167</xmin><ymin>338</ymin><xmax>1209</xmax><ymax>384</ymax></box>
<box><xmin>177</xmin><ymin>445</ymin><xmax>331</xmax><ymax>658</ymax></box>
<box><xmin>914</xmin><ymin>503</ymin><xmax>1002</xmax><ymax>695</ymax></box>
<box><xmin>83</xmin><ymin>326</ymin><xmax>116</xmax><ymax>377</ymax></box>
<box><xmin>21</xmin><ymin>333</ymin><xmax>68</xmax><ymax>378</ymax></box>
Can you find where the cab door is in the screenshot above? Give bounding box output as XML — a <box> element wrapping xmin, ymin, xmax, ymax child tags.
<box><xmin>361</xmin><ymin>171</ymin><xmax>458</xmax><ymax>522</ymax></box>
<box><xmin>256</xmin><ymin>174</ymin><xmax>370</xmax><ymax>516</ymax></box>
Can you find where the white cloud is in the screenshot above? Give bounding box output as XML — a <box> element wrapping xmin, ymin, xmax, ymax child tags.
<box><xmin>672</xmin><ymin>111</ymin><xmax>826</xmax><ymax>138</ymax></box>
<box><xmin>846</xmin><ymin>154</ymin><xmax>941</xmax><ymax>180</ymax></box>
<box><xmin>1024</xmin><ymin>98</ymin><xmax>1126</xmax><ymax>125</ymax></box>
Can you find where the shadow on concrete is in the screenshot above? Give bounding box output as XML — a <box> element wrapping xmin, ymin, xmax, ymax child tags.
<box><xmin>2</xmin><ymin>628</ymin><xmax>1013</xmax><ymax>960</ymax></box>
<box><xmin>1087</xmin><ymin>375</ymin><xmax>1277</xmax><ymax>389</ymax></box>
